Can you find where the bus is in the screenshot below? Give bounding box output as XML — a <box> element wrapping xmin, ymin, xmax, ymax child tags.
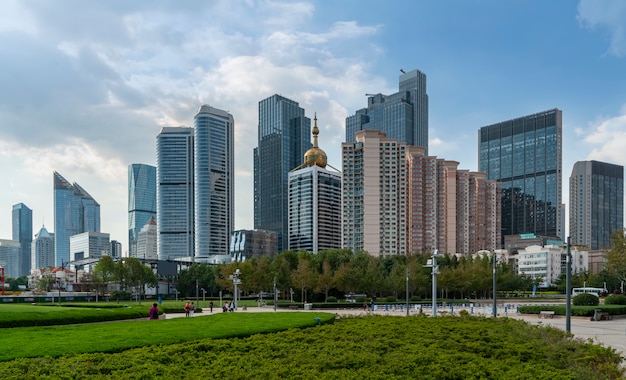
<box><xmin>571</xmin><ymin>287</ymin><xmax>606</xmax><ymax>297</ymax></box>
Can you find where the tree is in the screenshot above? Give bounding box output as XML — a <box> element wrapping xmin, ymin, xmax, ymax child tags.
<box><xmin>292</xmin><ymin>258</ymin><xmax>317</xmax><ymax>303</ymax></box>
<box><xmin>315</xmin><ymin>259</ymin><xmax>336</xmax><ymax>302</ymax></box>
<box><xmin>605</xmin><ymin>228</ymin><xmax>626</xmax><ymax>285</ymax></box>
<box><xmin>93</xmin><ymin>256</ymin><xmax>116</xmax><ymax>295</ymax></box>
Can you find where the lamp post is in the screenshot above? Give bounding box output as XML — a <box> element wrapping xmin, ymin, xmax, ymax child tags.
<box><xmin>273</xmin><ymin>276</ymin><xmax>277</xmax><ymax>312</ymax></box>
<box><xmin>405</xmin><ymin>268</ymin><xmax>410</xmax><ymax>316</ymax></box>
<box><xmin>424</xmin><ymin>250</ymin><xmax>440</xmax><ymax>317</ymax></box>
<box><xmin>201</xmin><ymin>288</ymin><xmax>206</xmax><ymax>307</ymax></box>
<box><xmin>566</xmin><ymin>236</ymin><xmax>572</xmax><ymax>333</ymax></box>
<box><xmin>228</xmin><ymin>269</ymin><xmax>241</xmax><ymax>310</ymax></box>
<box><xmin>492</xmin><ymin>252</ymin><xmax>497</xmax><ymax>318</ymax></box>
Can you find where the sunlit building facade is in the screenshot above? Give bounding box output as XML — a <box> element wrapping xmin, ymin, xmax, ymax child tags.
<box><xmin>570</xmin><ymin>160</ymin><xmax>623</xmax><ymax>250</ymax></box>
<box><xmin>346</xmin><ymin>69</ymin><xmax>429</xmax><ymax>152</ymax></box>
<box><xmin>478</xmin><ymin>109</ymin><xmax>562</xmax><ymax>245</ymax></box>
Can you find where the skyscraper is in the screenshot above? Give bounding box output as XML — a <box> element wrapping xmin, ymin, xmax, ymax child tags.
<box><xmin>31</xmin><ymin>225</ymin><xmax>54</xmax><ymax>270</ymax></box>
<box><xmin>478</xmin><ymin>109</ymin><xmax>562</xmax><ymax>243</ymax></box>
<box><xmin>53</xmin><ymin>172</ymin><xmax>101</xmax><ymax>266</ymax></box>
<box><xmin>136</xmin><ymin>217</ymin><xmax>158</xmax><ymax>260</ymax></box>
<box><xmin>156</xmin><ymin>126</ymin><xmax>194</xmax><ymax>260</ymax></box>
<box><xmin>193</xmin><ymin>105</ymin><xmax>234</xmax><ymax>258</ymax></box>
<box><xmin>12</xmin><ymin>203</ymin><xmax>32</xmax><ymax>276</ymax></box>
<box><xmin>342</xmin><ymin>130</ymin><xmax>500</xmax><ymax>256</ymax></box>
<box><xmin>128</xmin><ymin>164</ymin><xmax>156</xmax><ymax>258</ymax></box>
<box><xmin>346</xmin><ymin>69</ymin><xmax>429</xmax><ymax>151</ymax></box>
<box><xmin>570</xmin><ymin>160</ymin><xmax>624</xmax><ymax>250</ymax></box>
<box><xmin>254</xmin><ymin>95</ymin><xmax>311</xmax><ymax>252</ymax></box>
<box><xmin>288</xmin><ymin>116</ymin><xmax>342</xmax><ymax>253</ymax></box>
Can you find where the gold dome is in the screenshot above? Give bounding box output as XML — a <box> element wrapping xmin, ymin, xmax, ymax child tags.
<box><xmin>304</xmin><ymin>114</ymin><xmax>327</xmax><ymax>168</ymax></box>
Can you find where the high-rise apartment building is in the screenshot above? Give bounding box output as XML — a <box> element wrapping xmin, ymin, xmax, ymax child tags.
<box><xmin>194</xmin><ymin>105</ymin><xmax>234</xmax><ymax>258</ymax></box>
<box><xmin>128</xmin><ymin>164</ymin><xmax>156</xmax><ymax>258</ymax></box>
<box><xmin>31</xmin><ymin>225</ymin><xmax>54</xmax><ymax>270</ymax></box>
<box><xmin>288</xmin><ymin>116</ymin><xmax>342</xmax><ymax>253</ymax></box>
<box><xmin>478</xmin><ymin>109</ymin><xmax>562</xmax><ymax>244</ymax></box>
<box><xmin>12</xmin><ymin>203</ymin><xmax>32</xmax><ymax>276</ymax></box>
<box><xmin>570</xmin><ymin>160</ymin><xmax>624</xmax><ymax>250</ymax></box>
<box><xmin>346</xmin><ymin>69</ymin><xmax>429</xmax><ymax>151</ymax></box>
<box><xmin>254</xmin><ymin>95</ymin><xmax>311</xmax><ymax>252</ymax></box>
<box><xmin>156</xmin><ymin>127</ymin><xmax>194</xmax><ymax>261</ymax></box>
<box><xmin>342</xmin><ymin>130</ymin><xmax>500</xmax><ymax>256</ymax></box>
<box><xmin>53</xmin><ymin>171</ymin><xmax>100</xmax><ymax>266</ymax></box>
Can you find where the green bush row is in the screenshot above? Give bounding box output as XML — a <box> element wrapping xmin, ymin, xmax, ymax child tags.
<box><xmin>518</xmin><ymin>305</ymin><xmax>626</xmax><ymax>316</ymax></box>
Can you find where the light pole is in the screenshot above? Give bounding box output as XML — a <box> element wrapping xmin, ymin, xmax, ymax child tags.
<box><xmin>201</xmin><ymin>288</ymin><xmax>206</xmax><ymax>307</ymax></box>
<box><xmin>405</xmin><ymin>268</ymin><xmax>410</xmax><ymax>316</ymax></box>
<box><xmin>228</xmin><ymin>269</ymin><xmax>241</xmax><ymax>310</ymax></box>
<box><xmin>273</xmin><ymin>276</ymin><xmax>278</xmax><ymax>312</ymax></box>
<box><xmin>492</xmin><ymin>252</ymin><xmax>497</xmax><ymax>318</ymax></box>
<box><xmin>424</xmin><ymin>250</ymin><xmax>440</xmax><ymax>317</ymax></box>
<box><xmin>195</xmin><ymin>280</ymin><xmax>199</xmax><ymax>306</ymax></box>
<box><xmin>566</xmin><ymin>236</ymin><xmax>572</xmax><ymax>333</ymax></box>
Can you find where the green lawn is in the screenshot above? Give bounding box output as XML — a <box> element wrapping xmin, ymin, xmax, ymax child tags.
<box><xmin>0</xmin><ymin>311</ymin><xmax>334</xmax><ymax>361</ymax></box>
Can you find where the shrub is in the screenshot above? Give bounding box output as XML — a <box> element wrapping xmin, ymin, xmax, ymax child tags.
<box><xmin>355</xmin><ymin>296</ymin><xmax>366</xmax><ymax>303</ymax></box>
<box><xmin>604</xmin><ymin>294</ymin><xmax>626</xmax><ymax>305</ymax></box>
<box><xmin>573</xmin><ymin>293</ymin><xmax>599</xmax><ymax>306</ymax></box>
<box><xmin>410</xmin><ymin>296</ymin><xmax>422</xmax><ymax>302</ymax></box>
<box><xmin>326</xmin><ymin>296</ymin><xmax>337</xmax><ymax>303</ymax></box>
<box><xmin>385</xmin><ymin>296</ymin><xmax>397</xmax><ymax>303</ymax></box>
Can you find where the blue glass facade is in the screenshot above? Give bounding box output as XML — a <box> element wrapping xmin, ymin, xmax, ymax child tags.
<box><xmin>53</xmin><ymin>171</ymin><xmax>100</xmax><ymax>266</ymax></box>
<box><xmin>570</xmin><ymin>161</ymin><xmax>623</xmax><ymax>250</ymax></box>
<box><xmin>194</xmin><ymin>105</ymin><xmax>234</xmax><ymax>257</ymax></box>
<box><xmin>128</xmin><ymin>163</ymin><xmax>156</xmax><ymax>258</ymax></box>
<box><xmin>254</xmin><ymin>95</ymin><xmax>311</xmax><ymax>252</ymax></box>
<box><xmin>12</xmin><ymin>203</ymin><xmax>32</xmax><ymax>276</ymax></box>
<box><xmin>156</xmin><ymin>127</ymin><xmax>194</xmax><ymax>260</ymax></box>
<box><xmin>346</xmin><ymin>69</ymin><xmax>428</xmax><ymax>152</ymax></box>
<box><xmin>479</xmin><ymin>109</ymin><xmax>562</xmax><ymax>243</ymax></box>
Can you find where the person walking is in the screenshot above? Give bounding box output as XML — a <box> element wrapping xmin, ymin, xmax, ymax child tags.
<box><xmin>149</xmin><ymin>303</ymin><xmax>159</xmax><ymax>320</ymax></box>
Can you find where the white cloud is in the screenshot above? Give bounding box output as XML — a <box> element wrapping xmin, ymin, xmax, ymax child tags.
<box><xmin>583</xmin><ymin>108</ymin><xmax>626</xmax><ymax>165</ymax></box>
<box><xmin>577</xmin><ymin>0</ymin><xmax>626</xmax><ymax>57</ymax></box>
<box><xmin>0</xmin><ymin>0</ymin><xmax>38</xmax><ymax>35</ymax></box>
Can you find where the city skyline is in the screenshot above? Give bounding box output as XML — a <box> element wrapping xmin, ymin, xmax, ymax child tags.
<box><xmin>1</xmin><ymin>1</ymin><xmax>626</xmax><ymax>248</ymax></box>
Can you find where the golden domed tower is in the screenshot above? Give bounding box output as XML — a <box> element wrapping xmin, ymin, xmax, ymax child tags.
<box><xmin>303</xmin><ymin>113</ymin><xmax>327</xmax><ymax>168</ymax></box>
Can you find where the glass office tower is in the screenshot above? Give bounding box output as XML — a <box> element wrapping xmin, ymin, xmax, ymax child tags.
<box><xmin>12</xmin><ymin>203</ymin><xmax>32</xmax><ymax>276</ymax></box>
<box><xmin>254</xmin><ymin>95</ymin><xmax>311</xmax><ymax>252</ymax></box>
<box><xmin>478</xmin><ymin>109</ymin><xmax>562</xmax><ymax>244</ymax></box>
<box><xmin>53</xmin><ymin>172</ymin><xmax>100</xmax><ymax>267</ymax></box>
<box><xmin>156</xmin><ymin>127</ymin><xmax>194</xmax><ymax>260</ymax></box>
<box><xmin>193</xmin><ymin>105</ymin><xmax>234</xmax><ymax>258</ymax></box>
<box><xmin>128</xmin><ymin>164</ymin><xmax>157</xmax><ymax>258</ymax></box>
<box><xmin>570</xmin><ymin>160</ymin><xmax>624</xmax><ymax>250</ymax></box>
<box><xmin>346</xmin><ymin>69</ymin><xmax>429</xmax><ymax>152</ymax></box>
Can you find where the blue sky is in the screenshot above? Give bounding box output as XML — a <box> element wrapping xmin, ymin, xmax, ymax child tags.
<box><xmin>1</xmin><ymin>0</ymin><xmax>625</xmax><ymax>252</ymax></box>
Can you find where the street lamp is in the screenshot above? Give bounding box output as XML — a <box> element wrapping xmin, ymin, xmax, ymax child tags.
<box><xmin>424</xmin><ymin>250</ymin><xmax>441</xmax><ymax>317</ymax></box>
<box><xmin>228</xmin><ymin>269</ymin><xmax>241</xmax><ymax>310</ymax></box>
<box><xmin>492</xmin><ymin>252</ymin><xmax>497</xmax><ymax>318</ymax></box>
<box><xmin>405</xmin><ymin>268</ymin><xmax>410</xmax><ymax>316</ymax></box>
<box><xmin>201</xmin><ymin>288</ymin><xmax>206</xmax><ymax>306</ymax></box>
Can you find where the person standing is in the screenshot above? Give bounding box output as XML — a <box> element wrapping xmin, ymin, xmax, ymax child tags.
<box><xmin>190</xmin><ymin>302</ymin><xmax>195</xmax><ymax>317</ymax></box>
<box><xmin>209</xmin><ymin>301</ymin><xmax>214</xmax><ymax>313</ymax></box>
<box><xmin>149</xmin><ymin>303</ymin><xmax>159</xmax><ymax>320</ymax></box>
<box><xmin>184</xmin><ymin>301</ymin><xmax>191</xmax><ymax>317</ymax></box>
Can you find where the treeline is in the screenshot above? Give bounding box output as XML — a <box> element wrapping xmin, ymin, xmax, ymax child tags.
<box><xmin>177</xmin><ymin>249</ymin><xmax>536</xmax><ymax>302</ymax></box>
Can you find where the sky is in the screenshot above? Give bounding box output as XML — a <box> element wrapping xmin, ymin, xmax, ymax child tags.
<box><xmin>1</xmin><ymin>0</ymin><xmax>626</xmax><ymax>253</ymax></box>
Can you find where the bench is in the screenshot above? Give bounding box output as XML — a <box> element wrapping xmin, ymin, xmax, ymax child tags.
<box><xmin>288</xmin><ymin>305</ymin><xmax>298</xmax><ymax>310</ymax></box>
<box><xmin>538</xmin><ymin>311</ymin><xmax>555</xmax><ymax>319</ymax></box>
